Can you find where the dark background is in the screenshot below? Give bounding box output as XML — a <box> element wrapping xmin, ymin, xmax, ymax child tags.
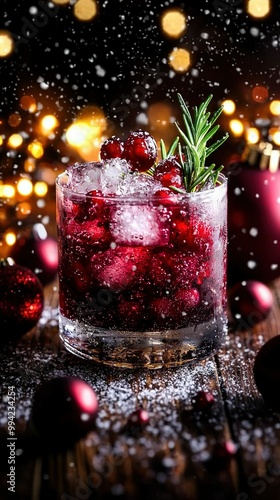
<box><xmin>1</xmin><ymin>0</ymin><xmax>280</xmax><ymax>135</ymax></box>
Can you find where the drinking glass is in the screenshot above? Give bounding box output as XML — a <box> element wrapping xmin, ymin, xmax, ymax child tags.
<box><xmin>56</xmin><ymin>168</ymin><xmax>227</xmax><ymax>369</ymax></box>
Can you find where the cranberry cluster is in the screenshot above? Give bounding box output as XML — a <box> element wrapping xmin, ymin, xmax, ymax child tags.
<box><xmin>100</xmin><ymin>129</ymin><xmax>184</xmax><ymax>191</ymax></box>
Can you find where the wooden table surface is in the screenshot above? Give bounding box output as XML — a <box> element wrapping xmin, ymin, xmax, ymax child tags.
<box><xmin>1</xmin><ymin>278</ymin><xmax>280</xmax><ymax>500</ymax></box>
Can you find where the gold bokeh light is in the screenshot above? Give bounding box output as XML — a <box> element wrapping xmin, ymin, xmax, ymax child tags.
<box><xmin>17</xmin><ymin>178</ymin><xmax>33</xmax><ymax>196</ymax></box>
<box><xmin>229</xmin><ymin>119</ymin><xmax>244</xmax><ymax>136</ymax></box>
<box><xmin>65</xmin><ymin>106</ymin><xmax>107</xmax><ymax>160</ymax></box>
<box><xmin>270</xmin><ymin>101</ymin><xmax>280</xmax><ymax>115</ymax></box>
<box><xmin>52</xmin><ymin>0</ymin><xmax>70</xmax><ymax>3</ymax></box>
<box><xmin>0</xmin><ymin>31</ymin><xmax>14</xmax><ymax>57</ymax></box>
<box><xmin>40</xmin><ymin>114</ymin><xmax>59</xmax><ymax>134</ymax></box>
<box><xmin>74</xmin><ymin>0</ymin><xmax>97</xmax><ymax>21</ymax></box>
<box><xmin>245</xmin><ymin>127</ymin><xmax>260</xmax><ymax>144</ymax></box>
<box><xmin>222</xmin><ymin>100</ymin><xmax>236</xmax><ymax>115</ymax></box>
<box><xmin>24</xmin><ymin>158</ymin><xmax>36</xmax><ymax>173</ymax></box>
<box><xmin>246</xmin><ymin>0</ymin><xmax>271</xmax><ymax>18</ymax></box>
<box><xmin>168</xmin><ymin>47</ymin><xmax>191</xmax><ymax>72</ymax></box>
<box><xmin>8</xmin><ymin>133</ymin><xmax>23</xmax><ymax>149</ymax></box>
<box><xmin>270</xmin><ymin>128</ymin><xmax>280</xmax><ymax>146</ymax></box>
<box><xmin>5</xmin><ymin>232</ymin><xmax>16</xmax><ymax>246</ymax></box>
<box><xmin>161</xmin><ymin>9</ymin><xmax>187</xmax><ymax>38</ymax></box>
<box><xmin>28</xmin><ymin>140</ymin><xmax>44</xmax><ymax>159</ymax></box>
<box><xmin>34</xmin><ymin>181</ymin><xmax>48</xmax><ymax>197</ymax></box>
<box><xmin>0</xmin><ymin>184</ymin><xmax>15</xmax><ymax>198</ymax></box>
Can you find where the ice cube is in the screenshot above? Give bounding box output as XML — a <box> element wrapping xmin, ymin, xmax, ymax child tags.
<box><xmin>90</xmin><ymin>246</ymin><xmax>150</xmax><ymax>291</ymax></box>
<box><xmin>110</xmin><ymin>204</ymin><xmax>170</xmax><ymax>246</ymax></box>
<box><xmin>119</xmin><ymin>173</ymin><xmax>163</xmax><ymax>197</ymax></box>
<box><xmin>100</xmin><ymin>158</ymin><xmax>131</xmax><ymax>195</ymax></box>
<box><xmin>67</xmin><ymin>162</ymin><xmax>102</xmax><ymax>193</ymax></box>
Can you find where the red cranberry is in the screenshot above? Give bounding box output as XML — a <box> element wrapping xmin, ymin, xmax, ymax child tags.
<box><xmin>192</xmin><ymin>390</ymin><xmax>215</xmax><ymax>411</ymax></box>
<box><xmin>122</xmin><ymin>129</ymin><xmax>157</xmax><ymax>172</ymax></box>
<box><xmin>153</xmin><ymin>189</ymin><xmax>178</xmax><ymax>204</ymax></box>
<box><xmin>253</xmin><ymin>335</ymin><xmax>280</xmax><ymax>411</ymax></box>
<box><xmin>117</xmin><ymin>298</ymin><xmax>146</xmax><ymax>330</ymax></box>
<box><xmin>154</xmin><ymin>156</ymin><xmax>184</xmax><ymax>189</ymax></box>
<box><xmin>100</xmin><ymin>136</ymin><xmax>124</xmax><ymax>160</ymax></box>
<box><xmin>128</xmin><ymin>408</ymin><xmax>149</xmax><ymax>426</ymax></box>
<box><xmin>175</xmin><ymin>288</ymin><xmax>200</xmax><ymax>310</ymax></box>
<box><xmin>171</xmin><ymin>215</ymin><xmax>212</xmax><ymax>252</ymax></box>
<box><xmin>31</xmin><ymin>377</ymin><xmax>98</xmax><ymax>445</ymax></box>
<box><xmin>150</xmin><ymin>296</ymin><xmax>178</xmax><ymax>327</ymax></box>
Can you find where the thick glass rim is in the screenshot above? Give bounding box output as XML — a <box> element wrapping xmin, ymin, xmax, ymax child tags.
<box><xmin>56</xmin><ymin>170</ymin><xmax>227</xmax><ymax>203</ymax></box>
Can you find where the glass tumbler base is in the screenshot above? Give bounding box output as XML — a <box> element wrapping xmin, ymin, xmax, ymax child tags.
<box><xmin>59</xmin><ymin>314</ymin><xmax>227</xmax><ymax>369</ymax></box>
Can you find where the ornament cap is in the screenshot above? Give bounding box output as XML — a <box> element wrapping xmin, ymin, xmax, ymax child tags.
<box><xmin>242</xmin><ymin>141</ymin><xmax>280</xmax><ymax>173</ymax></box>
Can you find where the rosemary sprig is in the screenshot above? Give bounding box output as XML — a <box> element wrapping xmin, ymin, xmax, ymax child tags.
<box><xmin>160</xmin><ymin>94</ymin><xmax>229</xmax><ymax>192</ymax></box>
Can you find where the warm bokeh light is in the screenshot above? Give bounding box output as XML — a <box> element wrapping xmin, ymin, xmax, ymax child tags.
<box><xmin>222</xmin><ymin>100</ymin><xmax>236</xmax><ymax>115</ymax></box>
<box><xmin>24</xmin><ymin>158</ymin><xmax>36</xmax><ymax>173</ymax></box>
<box><xmin>161</xmin><ymin>9</ymin><xmax>187</xmax><ymax>38</ymax></box>
<box><xmin>252</xmin><ymin>85</ymin><xmax>269</xmax><ymax>103</ymax></box>
<box><xmin>271</xmin><ymin>129</ymin><xmax>280</xmax><ymax>146</ymax></box>
<box><xmin>34</xmin><ymin>181</ymin><xmax>48</xmax><ymax>197</ymax></box>
<box><xmin>7</xmin><ymin>133</ymin><xmax>23</xmax><ymax>149</ymax></box>
<box><xmin>148</xmin><ymin>102</ymin><xmax>173</xmax><ymax>129</ymax></box>
<box><xmin>245</xmin><ymin>127</ymin><xmax>260</xmax><ymax>144</ymax></box>
<box><xmin>8</xmin><ymin>113</ymin><xmax>21</xmax><ymax>127</ymax></box>
<box><xmin>65</xmin><ymin>122</ymin><xmax>92</xmax><ymax>147</ymax></box>
<box><xmin>0</xmin><ymin>184</ymin><xmax>15</xmax><ymax>198</ymax></box>
<box><xmin>40</xmin><ymin>114</ymin><xmax>59</xmax><ymax>134</ymax></box>
<box><xmin>270</xmin><ymin>100</ymin><xmax>280</xmax><ymax>115</ymax></box>
<box><xmin>20</xmin><ymin>95</ymin><xmax>37</xmax><ymax>113</ymax></box>
<box><xmin>65</xmin><ymin>106</ymin><xmax>106</xmax><ymax>159</ymax></box>
<box><xmin>74</xmin><ymin>0</ymin><xmax>97</xmax><ymax>21</ymax></box>
<box><xmin>229</xmin><ymin>119</ymin><xmax>244</xmax><ymax>136</ymax></box>
<box><xmin>168</xmin><ymin>47</ymin><xmax>191</xmax><ymax>72</ymax></box>
<box><xmin>52</xmin><ymin>0</ymin><xmax>70</xmax><ymax>3</ymax></box>
<box><xmin>5</xmin><ymin>232</ymin><xmax>16</xmax><ymax>246</ymax></box>
<box><xmin>0</xmin><ymin>136</ymin><xmax>3</xmax><ymax>146</ymax></box>
<box><xmin>16</xmin><ymin>202</ymin><xmax>32</xmax><ymax>216</ymax></box>
<box><xmin>246</xmin><ymin>0</ymin><xmax>271</xmax><ymax>18</ymax></box>
<box><xmin>17</xmin><ymin>178</ymin><xmax>33</xmax><ymax>196</ymax></box>
<box><xmin>0</xmin><ymin>31</ymin><xmax>14</xmax><ymax>57</ymax></box>
<box><xmin>28</xmin><ymin>140</ymin><xmax>44</xmax><ymax>159</ymax></box>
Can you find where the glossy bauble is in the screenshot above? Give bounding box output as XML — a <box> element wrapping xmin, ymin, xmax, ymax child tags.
<box><xmin>228</xmin><ymin>280</ymin><xmax>273</xmax><ymax>328</ymax></box>
<box><xmin>0</xmin><ymin>258</ymin><xmax>44</xmax><ymax>339</ymax></box>
<box><xmin>10</xmin><ymin>223</ymin><xmax>58</xmax><ymax>286</ymax></box>
<box><xmin>227</xmin><ymin>146</ymin><xmax>280</xmax><ymax>284</ymax></box>
<box><xmin>253</xmin><ymin>335</ymin><xmax>280</xmax><ymax>412</ymax></box>
<box><xmin>31</xmin><ymin>376</ymin><xmax>99</xmax><ymax>444</ymax></box>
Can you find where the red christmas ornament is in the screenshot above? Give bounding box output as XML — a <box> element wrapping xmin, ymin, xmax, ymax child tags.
<box><xmin>227</xmin><ymin>142</ymin><xmax>280</xmax><ymax>285</ymax></box>
<box><xmin>0</xmin><ymin>258</ymin><xmax>44</xmax><ymax>339</ymax></box>
<box><xmin>10</xmin><ymin>223</ymin><xmax>58</xmax><ymax>286</ymax></box>
<box><xmin>123</xmin><ymin>407</ymin><xmax>149</xmax><ymax>436</ymax></box>
<box><xmin>192</xmin><ymin>390</ymin><xmax>215</xmax><ymax>411</ymax></box>
<box><xmin>228</xmin><ymin>280</ymin><xmax>273</xmax><ymax>328</ymax></box>
<box><xmin>31</xmin><ymin>376</ymin><xmax>99</xmax><ymax>444</ymax></box>
<box><xmin>253</xmin><ymin>335</ymin><xmax>280</xmax><ymax>411</ymax></box>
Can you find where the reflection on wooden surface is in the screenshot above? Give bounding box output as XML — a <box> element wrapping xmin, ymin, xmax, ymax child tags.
<box><xmin>1</xmin><ymin>279</ymin><xmax>280</xmax><ymax>500</ymax></box>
